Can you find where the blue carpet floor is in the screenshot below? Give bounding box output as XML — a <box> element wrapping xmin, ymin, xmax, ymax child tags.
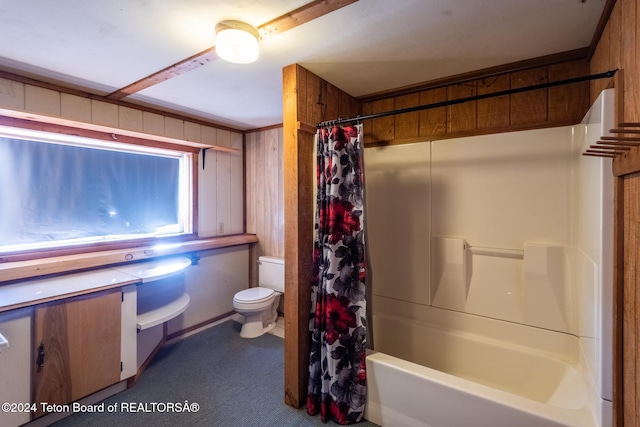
<box><xmin>51</xmin><ymin>320</ymin><xmax>380</xmax><ymax>427</ymax></box>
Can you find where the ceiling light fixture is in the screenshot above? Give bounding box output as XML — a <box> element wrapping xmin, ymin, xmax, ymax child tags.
<box><xmin>215</xmin><ymin>20</ymin><xmax>260</xmax><ymax>64</ymax></box>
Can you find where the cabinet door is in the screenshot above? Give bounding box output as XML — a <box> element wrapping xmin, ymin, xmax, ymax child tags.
<box><xmin>33</xmin><ymin>290</ymin><xmax>122</xmax><ymax>418</ymax></box>
<box><xmin>0</xmin><ymin>308</ymin><xmax>32</xmax><ymax>427</ymax></box>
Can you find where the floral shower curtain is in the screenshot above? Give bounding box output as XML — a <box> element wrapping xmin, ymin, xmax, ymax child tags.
<box><xmin>307</xmin><ymin>124</ymin><xmax>368</xmax><ymax>425</ymax></box>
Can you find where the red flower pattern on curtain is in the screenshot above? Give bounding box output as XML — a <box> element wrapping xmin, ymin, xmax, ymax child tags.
<box><xmin>307</xmin><ymin>125</ymin><xmax>367</xmax><ymax>424</ymax></box>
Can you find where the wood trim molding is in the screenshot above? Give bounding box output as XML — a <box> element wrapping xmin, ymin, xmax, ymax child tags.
<box><xmin>587</xmin><ymin>0</ymin><xmax>618</xmax><ymax>60</ymax></box>
<box><xmin>0</xmin><ymin>114</ymin><xmax>205</xmax><ymax>153</ymax></box>
<box><xmin>165</xmin><ymin>311</ymin><xmax>236</xmax><ymax>342</ymax></box>
<box><xmin>613</xmin><ymin>175</ymin><xmax>625</xmax><ymax>427</ymax></box>
<box><xmin>297</xmin><ymin>121</ymin><xmax>317</xmax><ymax>135</ymax></box>
<box><xmin>130</xmin><ymin>324</ymin><xmax>168</xmax><ymax>387</ymax></box>
<box><xmin>245</xmin><ymin>123</ymin><xmax>284</xmax><ymax>134</ymax></box>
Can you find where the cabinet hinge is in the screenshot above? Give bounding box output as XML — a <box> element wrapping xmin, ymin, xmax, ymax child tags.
<box><xmin>120</xmin><ymin>361</ymin><xmax>123</xmax><ymax>372</ymax></box>
<box><xmin>121</xmin><ymin>291</ymin><xmax>124</xmax><ymax>302</ymax></box>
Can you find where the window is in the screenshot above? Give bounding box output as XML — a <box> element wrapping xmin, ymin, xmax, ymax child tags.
<box><xmin>0</xmin><ymin>125</ymin><xmax>193</xmax><ymax>256</ymax></box>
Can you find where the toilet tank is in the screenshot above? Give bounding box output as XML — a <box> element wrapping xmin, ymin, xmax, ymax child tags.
<box><xmin>258</xmin><ymin>256</ymin><xmax>284</xmax><ymax>292</ymax></box>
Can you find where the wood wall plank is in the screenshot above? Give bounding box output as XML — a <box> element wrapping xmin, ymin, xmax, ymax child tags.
<box><xmin>324</xmin><ymin>82</ymin><xmax>340</xmax><ymax>123</ymax></box>
<box><xmin>614</xmin><ymin>175</ymin><xmax>625</xmax><ymax>427</ymax></box>
<box><xmin>165</xmin><ymin>117</ymin><xmax>184</xmax><ymax>140</ymax></box>
<box><xmin>609</xmin><ymin>1</ymin><xmax>622</xmax><ymax>73</ymax></box>
<box><xmin>418</xmin><ymin>87</ymin><xmax>447</xmax><ymax>138</ymax></box>
<box><xmin>142</xmin><ymin>111</ymin><xmax>164</xmax><ymax>135</ymax></box>
<box><xmin>245</xmin><ymin>133</ymin><xmax>257</xmax><ymax>235</ymax></box>
<box><xmin>623</xmin><ymin>173</ymin><xmax>640</xmax><ymax>426</ymax></box>
<box><xmin>368</xmin><ymin>98</ymin><xmax>394</xmax><ymax>144</ymax></box>
<box><xmin>447</xmin><ymin>81</ymin><xmax>477</xmax><ymax>132</ymax></box>
<box><xmin>265</xmin><ymin>130</ymin><xmax>281</xmax><ymax>255</ymax></box>
<box><xmin>0</xmin><ymin>77</ymin><xmax>25</xmax><ymax>110</ymax></box>
<box><xmin>90</xmin><ymin>100</ymin><xmax>119</xmax><ymax>127</ymax></box>
<box><xmin>477</xmin><ymin>74</ymin><xmax>510</xmax><ymax>130</ymax></box>
<box><xmin>510</xmin><ymin>67</ymin><xmax>548</xmax><ymax>126</ymax></box>
<box><xmin>184</xmin><ymin>121</ymin><xmax>202</xmax><ymax>144</ymax></box>
<box><xmin>247</xmin><ymin>126</ymin><xmax>286</xmax><ymax>283</ymax></box>
<box><xmin>216</xmin><ymin>152</ymin><xmax>231</xmax><ymax>235</ymax></box>
<box><xmin>201</xmin><ymin>125</ymin><xmax>217</xmax><ymax>146</ymax></box>
<box><xmin>548</xmin><ymin>60</ymin><xmax>590</xmax><ymax>123</ymax></box>
<box><xmin>339</xmin><ymin>90</ymin><xmax>361</xmax><ymax>119</ymax></box>
<box><xmin>591</xmin><ymin>18</ymin><xmax>612</xmax><ymax>102</ymax></box>
<box><xmin>25</xmin><ymin>86</ymin><xmax>60</xmax><ymax>117</ymax></box>
<box><xmin>621</xmin><ymin>0</ymin><xmax>638</xmax><ymax>123</ymax></box>
<box><xmin>296</xmin><ymin>65</ymin><xmax>308</xmax><ymax>124</ymax></box>
<box><xmin>306</xmin><ymin>73</ymin><xmax>323</xmax><ymax>125</ymax></box>
<box><xmin>61</xmin><ymin>93</ymin><xmax>91</xmax><ymax>123</ymax></box>
<box><xmin>216</xmin><ymin>129</ymin><xmax>231</xmax><ymax>148</ymax></box>
<box><xmin>118</xmin><ymin>105</ymin><xmax>144</xmax><ymax>132</ymax></box>
<box><xmin>394</xmin><ymin>93</ymin><xmax>420</xmax><ymax>139</ymax></box>
<box><xmin>230</xmin><ymin>133</ymin><xmax>244</xmax><ymax>235</ymax></box>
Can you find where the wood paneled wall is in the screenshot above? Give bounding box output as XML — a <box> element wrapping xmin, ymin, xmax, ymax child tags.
<box><xmin>0</xmin><ymin>75</ymin><xmax>242</xmax><ymax>149</ymax></box>
<box><xmin>361</xmin><ymin>59</ymin><xmax>591</xmax><ymax>146</ymax></box>
<box><xmin>621</xmin><ymin>172</ymin><xmax>640</xmax><ymax>427</ymax></box>
<box><xmin>591</xmin><ymin>1</ymin><xmax>640</xmax><ymax>426</ymax></box>
<box><xmin>245</xmin><ymin>127</ymin><xmax>285</xmax><ymax>286</ymax></box>
<box><xmin>590</xmin><ymin>0</ymin><xmax>639</xmax><ymax>123</ymax></box>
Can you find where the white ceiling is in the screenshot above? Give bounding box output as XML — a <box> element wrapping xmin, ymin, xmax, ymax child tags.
<box><xmin>0</xmin><ymin>0</ymin><xmax>606</xmax><ymax>130</ymax></box>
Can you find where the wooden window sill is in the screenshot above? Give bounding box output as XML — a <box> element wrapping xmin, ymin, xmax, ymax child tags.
<box><xmin>0</xmin><ymin>234</ymin><xmax>258</xmax><ymax>284</ymax></box>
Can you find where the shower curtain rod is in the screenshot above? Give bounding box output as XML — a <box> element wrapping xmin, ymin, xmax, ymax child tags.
<box><xmin>316</xmin><ymin>69</ymin><xmax>618</xmax><ymax>128</ymax></box>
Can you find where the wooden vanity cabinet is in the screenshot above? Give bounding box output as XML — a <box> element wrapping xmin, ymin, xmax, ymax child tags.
<box><xmin>32</xmin><ymin>289</ymin><xmax>122</xmax><ymax>418</ymax></box>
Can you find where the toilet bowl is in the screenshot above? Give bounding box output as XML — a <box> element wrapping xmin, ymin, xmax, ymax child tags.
<box><xmin>233</xmin><ymin>256</ymin><xmax>284</xmax><ymax>338</ymax></box>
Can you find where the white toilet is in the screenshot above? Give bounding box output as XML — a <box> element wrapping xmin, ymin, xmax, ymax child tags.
<box><xmin>233</xmin><ymin>256</ymin><xmax>284</xmax><ymax>338</ymax></box>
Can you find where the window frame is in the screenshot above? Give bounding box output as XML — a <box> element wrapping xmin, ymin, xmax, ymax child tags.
<box><xmin>0</xmin><ymin>115</ymin><xmax>201</xmax><ymax>263</ymax></box>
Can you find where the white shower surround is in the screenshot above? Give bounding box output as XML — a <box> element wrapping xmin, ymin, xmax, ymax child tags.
<box><xmin>363</xmin><ymin>90</ymin><xmax>614</xmax><ymax>427</ymax></box>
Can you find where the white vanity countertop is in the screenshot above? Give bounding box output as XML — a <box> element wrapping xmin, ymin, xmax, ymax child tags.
<box><xmin>0</xmin><ymin>256</ymin><xmax>192</xmax><ymax>312</ymax></box>
<box><xmin>111</xmin><ymin>257</ymin><xmax>192</xmax><ymax>283</ymax></box>
<box><xmin>0</xmin><ymin>269</ymin><xmax>139</xmax><ymax>312</ymax></box>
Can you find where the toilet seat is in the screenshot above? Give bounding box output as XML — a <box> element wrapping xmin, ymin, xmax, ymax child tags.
<box><xmin>233</xmin><ymin>287</ymin><xmax>275</xmax><ymax>304</ymax></box>
<box><xmin>233</xmin><ymin>287</ymin><xmax>276</xmax><ymax>312</ymax></box>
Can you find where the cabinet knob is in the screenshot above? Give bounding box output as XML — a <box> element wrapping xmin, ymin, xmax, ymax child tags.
<box><xmin>36</xmin><ymin>342</ymin><xmax>45</xmax><ymax>370</ymax></box>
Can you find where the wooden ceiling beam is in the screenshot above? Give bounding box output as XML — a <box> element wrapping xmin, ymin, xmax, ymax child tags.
<box><xmin>106</xmin><ymin>47</ymin><xmax>219</xmax><ymax>100</ymax></box>
<box><xmin>106</xmin><ymin>0</ymin><xmax>359</xmax><ymax>101</ymax></box>
<box><xmin>258</xmin><ymin>0</ymin><xmax>359</xmax><ymax>41</ymax></box>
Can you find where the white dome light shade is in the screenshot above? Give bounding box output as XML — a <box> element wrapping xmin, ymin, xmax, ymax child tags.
<box><xmin>215</xmin><ymin>20</ymin><xmax>259</xmax><ymax>64</ymax></box>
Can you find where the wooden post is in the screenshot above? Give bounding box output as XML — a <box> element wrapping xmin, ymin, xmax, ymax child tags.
<box><xmin>283</xmin><ymin>64</ymin><xmax>314</xmax><ymax>407</ymax></box>
<box><xmin>282</xmin><ymin>64</ymin><xmax>362</xmax><ymax>408</ymax></box>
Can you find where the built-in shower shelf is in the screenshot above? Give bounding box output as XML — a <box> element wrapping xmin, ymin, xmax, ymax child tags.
<box><xmin>137</xmin><ymin>292</ymin><xmax>190</xmax><ymax>331</ymax></box>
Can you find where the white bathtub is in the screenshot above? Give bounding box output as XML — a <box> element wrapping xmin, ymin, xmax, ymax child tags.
<box><xmin>365</xmin><ymin>302</ymin><xmax>606</xmax><ymax>427</ymax></box>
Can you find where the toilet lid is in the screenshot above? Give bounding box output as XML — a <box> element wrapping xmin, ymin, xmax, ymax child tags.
<box><xmin>234</xmin><ymin>287</ymin><xmax>275</xmax><ymax>304</ymax></box>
